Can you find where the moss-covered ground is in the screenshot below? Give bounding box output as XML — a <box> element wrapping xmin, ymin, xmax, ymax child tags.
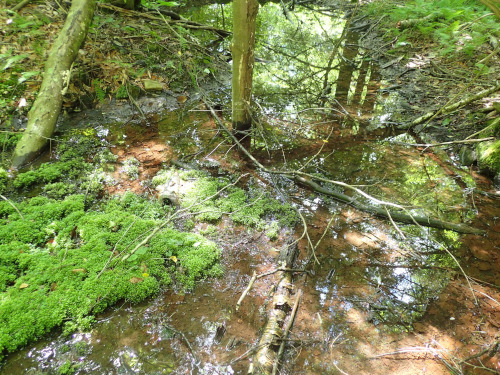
<box><xmin>0</xmin><ymin>128</ymin><xmax>297</xmax><ymax>360</ymax></box>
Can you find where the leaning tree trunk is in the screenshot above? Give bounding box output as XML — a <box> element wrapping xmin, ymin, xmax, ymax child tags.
<box><xmin>11</xmin><ymin>0</ymin><xmax>96</xmax><ymax>168</ymax></box>
<box><xmin>232</xmin><ymin>0</ymin><xmax>259</xmax><ymax>142</ymax></box>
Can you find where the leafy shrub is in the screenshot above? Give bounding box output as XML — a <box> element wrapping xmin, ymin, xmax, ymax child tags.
<box><xmin>365</xmin><ymin>0</ymin><xmax>499</xmax><ymax>56</ymax></box>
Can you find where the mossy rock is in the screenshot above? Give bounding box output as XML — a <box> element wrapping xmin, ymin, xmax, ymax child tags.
<box><xmin>477</xmin><ymin>139</ymin><xmax>500</xmax><ymax>176</ymax></box>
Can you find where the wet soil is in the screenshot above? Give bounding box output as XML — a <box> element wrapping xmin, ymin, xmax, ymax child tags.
<box><xmin>2</xmin><ymin>2</ymin><xmax>500</xmax><ymax>375</ymax></box>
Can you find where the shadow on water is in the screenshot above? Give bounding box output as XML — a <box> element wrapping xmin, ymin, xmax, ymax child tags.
<box><xmin>2</xmin><ymin>2</ymin><xmax>500</xmax><ymax>375</ymax></box>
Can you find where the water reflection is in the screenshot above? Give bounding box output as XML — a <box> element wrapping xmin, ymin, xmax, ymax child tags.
<box><xmin>0</xmin><ymin>2</ymin><xmax>487</xmax><ymax>374</ymax></box>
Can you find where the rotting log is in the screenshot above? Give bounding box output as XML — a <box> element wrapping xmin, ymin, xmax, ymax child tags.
<box><xmin>250</xmin><ymin>240</ymin><xmax>300</xmax><ymax>375</ymax></box>
<box><xmin>11</xmin><ymin>0</ymin><xmax>96</xmax><ymax>168</ymax></box>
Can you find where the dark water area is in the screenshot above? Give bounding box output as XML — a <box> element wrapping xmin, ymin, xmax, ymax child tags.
<box><xmin>2</xmin><ymin>2</ymin><xmax>500</xmax><ymax>374</ymax></box>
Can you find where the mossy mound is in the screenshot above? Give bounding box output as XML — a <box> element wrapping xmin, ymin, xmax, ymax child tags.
<box><xmin>153</xmin><ymin>167</ymin><xmax>298</xmax><ymax>230</ymax></box>
<box><xmin>477</xmin><ymin>139</ymin><xmax>500</xmax><ymax>176</ymax></box>
<box><xmin>0</xmin><ymin>192</ymin><xmax>221</xmax><ymax>359</ymax></box>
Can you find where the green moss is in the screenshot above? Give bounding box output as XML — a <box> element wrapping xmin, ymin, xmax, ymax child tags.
<box><xmin>0</xmin><ymin>168</ymin><xmax>8</xmax><ymax>194</ymax></box>
<box><xmin>153</xmin><ymin>168</ymin><xmax>298</xmax><ymax>229</ymax></box>
<box><xmin>13</xmin><ymin>159</ymin><xmax>90</xmax><ymax>189</ymax></box>
<box><xmin>43</xmin><ymin>182</ymin><xmax>77</xmax><ymax>199</ymax></box>
<box><xmin>0</xmin><ymin>192</ymin><xmax>221</xmax><ymax>358</ymax></box>
<box><xmin>58</xmin><ymin>360</ymin><xmax>76</xmax><ymax>375</ymax></box>
<box><xmin>477</xmin><ymin>139</ymin><xmax>500</xmax><ymax>175</ymax></box>
<box><xmin>265</xmin><ymin>221</ymin><xmax>280</xmax><ymax>241</ymax></box>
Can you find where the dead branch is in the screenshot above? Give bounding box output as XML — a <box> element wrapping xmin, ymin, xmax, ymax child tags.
<box><xmin>97</xmin><ymin>3</ymin><xmax>231</xmax><ymax>37</ymax></box>
<box><xmin>401</xmin><ymin>83</ymin><xmax>500</xmax><ymax>130</ymax></box>
<box><xmin>398</xmin><ymin>137</ymin><xmax>496</xmax><ymax>149</ymax></box>
<box><xmin>204</xmin><ymin>100</ymin><xmax>485</xmax><ymax>235</ymax></box>
<box><xmin>236</xmin><ymin>271</ymin><xmax>257</xmax><ymax>311</ymax></box>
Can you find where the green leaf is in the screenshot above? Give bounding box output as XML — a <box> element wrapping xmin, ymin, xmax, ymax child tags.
<box><xmin>1</xmin><ymin>54</ymin><xmax>29</xmax><ymax>71</ymax></box>
<box><xmin>135</xmin><ymin>246</ymin><xmax>148</xmax><ymax>255</ymax></box>
<box><xmin>18</xmin><ymin>71</ymin><xmax>38</xmax><ymax>83</ymax></box>
<box><xmin>158</xmin><ymin>1</ymin><xmax>179</xmax><ymax>6</ymax></box>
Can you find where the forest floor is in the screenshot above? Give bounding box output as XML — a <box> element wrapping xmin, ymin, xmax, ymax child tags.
<box><xmin>0</xmin><ymin>0</ymin><xmax>500</xmax><ymax>374</ymax></box>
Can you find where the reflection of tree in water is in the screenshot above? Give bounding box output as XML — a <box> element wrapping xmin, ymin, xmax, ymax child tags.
<box><xmin>250</xmin><ymin>3</ymin><xmax>379</xmax><ymax>120</ymax></box>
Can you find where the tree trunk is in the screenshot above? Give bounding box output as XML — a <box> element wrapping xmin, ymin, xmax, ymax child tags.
<box><xmin>11</xmin><ymin>0</ymin><xmax>96</xmax><ymax>169</ymax></box>
<box><xmin>232</xmin><ymin>0</ymin><xmax>259</xmax><ymax>142</ymax></box>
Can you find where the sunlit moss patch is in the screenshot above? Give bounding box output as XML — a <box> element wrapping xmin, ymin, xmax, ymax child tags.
<box><xmin>0</xmin><ymin>192</ymin><xmax>221</xmax><ymax>359</ymax></box>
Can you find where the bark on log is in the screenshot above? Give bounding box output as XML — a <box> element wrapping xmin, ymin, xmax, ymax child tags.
<box><xmin>250</xmin><ymin>240</ymin><xmax>299</xmax><ymax>375</ymax></box>
<box><xmin>11</xmin><ymin>0</ymin><xmax>96</xmax><ymax>168</ymax></box>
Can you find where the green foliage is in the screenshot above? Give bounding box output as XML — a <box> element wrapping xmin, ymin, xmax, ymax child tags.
<box><xmin>92</xmin><ymin>79</ymin><xmax>107</xmax><ymax>102</ymax></box>
<box><xmin>0</xmin><ymin>192</ymin><xmax>222</xmax><ymax>358</ymax></box>
<box><xmin>0</xmin><ymin>132</ymin><xmax>23</xmax><ymax>151</ymax></box>
<box><xmin>0</xmin><ymin>11</ymin><xmax>50</xmax><ymax>122</ymax></box>
<box><xmin>365</xmin><ymin>0</ymin><xmax>499</xmax><ymax>56</ymax></box>
<box><xmin>115</xmin><ymin>85</ymin><xmax>129</xmax><ymax>99</ymax></box>
<box><xmin>0</xmin><ymin>168</ymin><xmax>8</xmax><ymax>194</ymax></box>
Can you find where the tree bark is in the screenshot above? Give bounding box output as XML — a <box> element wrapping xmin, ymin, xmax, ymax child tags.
<box><xmin>232</xmin><ymin>0</ymin><xmax>259</xmax><ymax>142</ymax></box>
<box><xmin>251</xmin><ymin>240</ymin><xmax>299</xmax><ymax>375</ymax></box>
<box><xmin>11</xmin><ymin>0</ymin><xmax>96</xmax><ymax>169</ymax></box>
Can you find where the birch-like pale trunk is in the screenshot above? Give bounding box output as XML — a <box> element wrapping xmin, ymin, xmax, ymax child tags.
<box><xmin>12</xmin><ymin>0</ymin><xmax>96</xmax><ymax>168</ymax></box>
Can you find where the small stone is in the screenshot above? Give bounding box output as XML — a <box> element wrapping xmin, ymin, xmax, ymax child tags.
<box><xmin>458</xmin><ymin>146</ymin><xmax>476</xmax><ymax>166</ymax></box>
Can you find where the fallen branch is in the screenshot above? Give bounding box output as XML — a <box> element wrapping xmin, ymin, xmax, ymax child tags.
<box><xmin>97</xmin><ymin>3</ymin><xmax>231</xmax><ymax>37</ymax></box>
<box><xmin>396</xmin><ymin>137</ymin><xmax>496</xmax><ymax>149</ymax></box>
<box><xmin>236</xmin><ymin>271</ymin><xmax>257</xmax><ymax>311</ymax></box>
<box><xmin>250</xmin><ymin>240</ymin><xmax>300</xmax><ymax>375</ymax></box>
<box><xmin>400</xmin><ymin>83</ymin><xmax>500</xmax><ymax>130</ymax></box>
<box><xmin>293</xmin><ymin>174</ymin><xmax>484</xmax><ymax>235</ymax></box>
<box><xmin>204</xmin><ymin>100</ymin><xmax>485</xmax><ymax>235</ymax></box>
<box><xmin>11</xmin><ymin>0</ymin><xmax>32</xmax><ymax>12</ymax></box>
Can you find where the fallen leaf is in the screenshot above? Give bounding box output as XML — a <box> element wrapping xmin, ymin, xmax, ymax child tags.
<box><xmin>177</xmin><ymin>95</ymin><xmax>188</xmax><ymax>104</ymax></box>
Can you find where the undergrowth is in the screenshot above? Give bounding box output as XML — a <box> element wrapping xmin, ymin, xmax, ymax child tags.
<box><xmin>365</xmin><ymin>0</ymin><xmax>499</xmax><ymax>57</ymax></box>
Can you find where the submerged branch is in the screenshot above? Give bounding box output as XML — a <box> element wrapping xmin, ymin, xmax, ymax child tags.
<box><xmin>204</xmin><ymin>100</ymin><xmax>485</xmax><ymax>235</ymax></box>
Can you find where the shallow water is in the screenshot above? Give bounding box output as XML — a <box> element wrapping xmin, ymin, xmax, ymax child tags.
<box><xmin>2</xmin><ymin>2</ymin><xmax>500</xmax><ymax>374</ymax></box>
